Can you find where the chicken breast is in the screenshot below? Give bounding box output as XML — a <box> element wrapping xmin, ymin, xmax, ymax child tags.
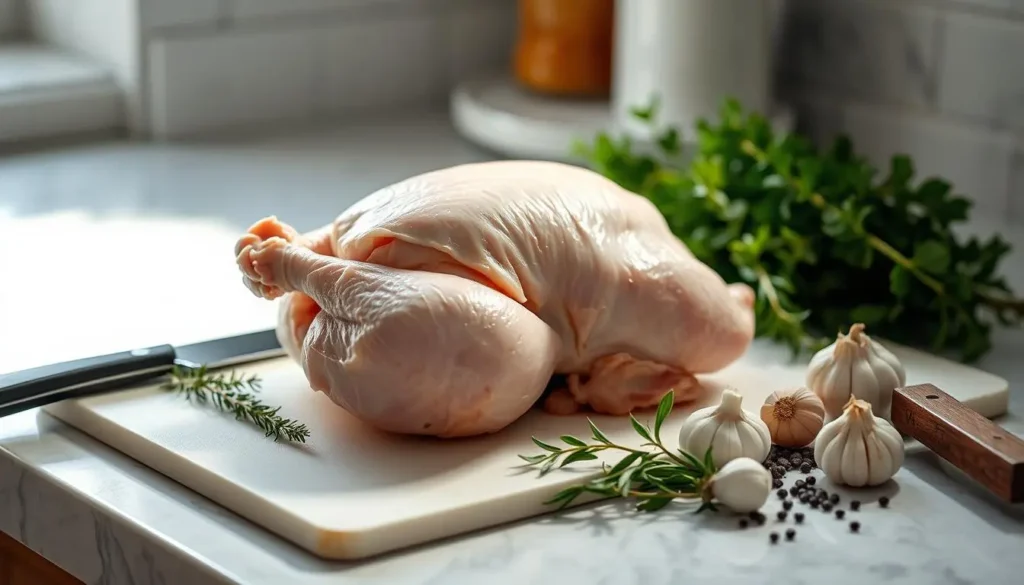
<box><xmin>235</xmin><ymin>160</ymin><xmax>754</xmax><ymax>437</ymax></box>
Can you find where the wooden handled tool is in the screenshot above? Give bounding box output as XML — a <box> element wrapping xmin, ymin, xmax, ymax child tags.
<box><xmin>890</xmin><ymin>383</ymin><xmax>1024</xmax><ymax>504</ymax></box>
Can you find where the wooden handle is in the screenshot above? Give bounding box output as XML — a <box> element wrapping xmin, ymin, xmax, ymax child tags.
<box><xmin>890</xmin><ymin>383</ymin><xmax>1024</xmax><ymax>503</ymax></box>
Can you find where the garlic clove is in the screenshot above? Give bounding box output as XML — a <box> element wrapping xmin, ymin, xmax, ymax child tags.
<box><xmin>707</xmin><ymin>457</ymin><xmax>773</xmax><ymax>513</ymax></box>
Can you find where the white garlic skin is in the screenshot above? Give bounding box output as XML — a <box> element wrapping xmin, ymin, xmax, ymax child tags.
<box><xmin>708</xmin><ymin>457</ymin><xmax>773</xmax><ymax>513</ymax></box>
<box><xmin>814</xmin><ymin>397</ymin><xmax>905</xmax><ymax>487</ymax></box>
<box><xmin>678</xmin><ymin>388</ymin><xmax>771</xmax><ymax>469</ymax></box>
<box><xmin>806</xmin><ymin>323</ymin><xmax>906</xmax><ymax>423</ymax></box>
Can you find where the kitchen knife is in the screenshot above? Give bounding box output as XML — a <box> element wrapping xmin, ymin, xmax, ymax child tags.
<box><xmin>891</xmin><ymin>383</ymin><xmax>1024</xmax><ymax>504</ymax></box>
<box><xmin>0</xmin><ymin>329</ymin><xmax>285</xmax><ymax>418</ymax></box>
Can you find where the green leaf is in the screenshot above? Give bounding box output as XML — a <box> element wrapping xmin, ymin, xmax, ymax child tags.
<box><xmin>560</xmin><ymin>450</ymin><xmax>599</xmax><ymax>467</ymax></box>
<box><xmin>588</xmin><ymin>419</ymin><xmax>612</xmax><ymax>444</ymax></box>
<box><xmin>703</xmin><ymin>446</ymin><xmax>716</xmax><ymax>474</ymax></box>
<box><xmin>531</xmin><ymin>437</ymin><xmax>561</xmax><ymax>453</ymax></box>
<box><xmin>609</xmin><ymin>452</ymin><xmax>643</xmax><ymax>476</ymax></box>
<box><xmin>653</xmin><ymin>390</ymin><xmax>674</xmax><ymax>442</ymax></box>
<box><xmin>517</xmin><ymin>454</ymin><xmax>547</xmax><ymax>464</ymax></box>
<box><xmin>913</xmin><ymin>240</ymin><xmax>951</xmax><ymax>275</ymax></box>
<box><xmin>630</xmin><ymin>415</ymin><xmax>654</xmax><ymax>442</ymax></box>
<box><xmin>560</xmin><ymin>435</ymin><xmax>587</xmax><ymax>447</ymax></box>
<box><xmin>636</xmin><ymin>497</ymin><xmax>674</xmax><ymax>512</ymax></box>
<box><xmin>890</xmin><ymin>265</ymin><xmax>912</xmax><ymax>297</ymax></box>
<box><xmin>616</xmin><ymin>467</ymin><xmax>639</xmax><ymax>496</ymax></box>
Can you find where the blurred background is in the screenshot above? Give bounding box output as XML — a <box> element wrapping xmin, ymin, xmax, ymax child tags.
<box><xmin>1</xmin><ymin>0</ymin><xmax>1022</xmax><ymax>372</ymax></box>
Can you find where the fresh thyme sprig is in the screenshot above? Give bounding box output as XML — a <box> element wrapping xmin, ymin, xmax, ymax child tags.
<box><xmin>519</xmin><ymin>391</ymin><xmax>718</xmax><ymax>513</ymax></box>
<box><xmin>164</xmin><ymin>365</ymin><xmax>311</xmax><ymax>443</ymax></box>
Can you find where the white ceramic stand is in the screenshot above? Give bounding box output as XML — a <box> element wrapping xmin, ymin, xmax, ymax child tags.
<box><xmin>449</xmin><ymin>72</ymin><xmax>796</xmax><ymax>163</ymax></box>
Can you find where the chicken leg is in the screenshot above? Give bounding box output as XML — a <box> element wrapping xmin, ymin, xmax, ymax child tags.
<box><xmin>238</xmin><ymin>232</ymin><xmax>561</xmax><ymax>437</ymax></box>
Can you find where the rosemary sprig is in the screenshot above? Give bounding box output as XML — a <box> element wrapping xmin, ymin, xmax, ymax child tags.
<box><xmin>163</xmin><ymin>365</ymin><xmax>311</xmax><ymax>443</ymax></box>
<box><xmin>519</xmin><ymin>391</ymin><xmax>719</xmax><ymax>513</ymax></box>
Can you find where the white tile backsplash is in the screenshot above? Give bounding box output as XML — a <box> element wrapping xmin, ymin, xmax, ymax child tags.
<box><xmin>316</xmin><ymin>13</ymin><xmax>448</xmax><ymax>114</ymax></box>
<box><xmin>148</xmin><ymin>28</ymin><xmax>319</xmax><ymax>137</ymax></box>
<box><xmin>938</xmin><ymin>12</ymin><xmax>1024</xmax><ymax>131</ymax></box>
<box><xmin>838</xmin><ymin>102</ymin><xmax>1016</xmax><ymax>216</ymax></box>
<box><xmin>777</xmin><ymin>0</ymin><xmax>940</xmax><ymax>107</ymax></box>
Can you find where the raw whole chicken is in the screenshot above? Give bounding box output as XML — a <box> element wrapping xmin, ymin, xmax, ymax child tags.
<box><xmin>235</xmin><ymin>160</ymin><xmax>755</xmax><ymax>438</ymax></box>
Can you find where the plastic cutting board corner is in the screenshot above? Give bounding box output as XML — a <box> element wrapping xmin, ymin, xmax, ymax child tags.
<box><xmin>41</xmin><ymin>340</ymin><xmax>1009</xmax><ymax>560</ymax></box>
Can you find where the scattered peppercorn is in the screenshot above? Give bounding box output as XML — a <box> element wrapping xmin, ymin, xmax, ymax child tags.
<box><xmin>799</xmin><ymin>493</ymin><xmax>811</xmax><ymax>504</ymax></box>
<box><xmin>835</xmin><ymin>510</ymin><xmax>845</xmax><ymax>520</ymax></box>
<box><xmin>770</xmin><ymin>532</ymin><xmax>780</xmax><ymax>544</ymax></box>
<box><xmin>785</xmin><ymin>528</ymin><xmax>796</xmax><ymax>541</ymax></box>
<box><xmin>805</xmin><ymin>476</ymin><xmax>816</xmax><ymax>486</ymax></box>
<box><xmin>782</xmin><ymin>500</ymin><xmax>793</xmax><ymax>511</ymax></box>
<box><xmin>809</xmin><ymin>499</ymin><xmax>820</xmax><ymax>509</ymax></box>
<box><xmin>829</xmin><ymin>494</ymin><xmax>840</xmax><ymax>505</ymax></box>
<box><xmin>879</xmin><ymin>496</ymin><xmax>890</xmax><ymax>508</ymax></box>
<box><xmin>850</xmin><ymin>521</ymin><xmax>860</xmax><ymax>533</ymax></box>
<box><xmin>822</xmin><ymin>503</ymin><xmax>833</xmax><ymax>512</ymax></box>
<box><xmin>794</xmin><ymin>512</ymin><xmax>804</xmax><ymax>524</ymax></box>
<box><xmin>777</xmin><ymin>489</ymin><xmax>787</xmax><ymax>499</ymax></box>
<box><xmin>795</xmin><ymin>480</ymin><xmax>805</xmax><ymax>488</ymax></box>
<box><xmin>739</xmin><ymin>519</ymin><xmax>749</xmax><ymax>529</ymax></box>
<box><xmin>773</xmin><ymin>478</ymin><xmax>784</xmax><ymax>488</ymax></box>
<box><xmin>850</xmin><ymin>500</ymin><xmax>861</xmax><ymax>511</ymax></box>
<box><xmin>789</xmin><ymin>486</ymin><xmax>800</xmax><ymax>496</ymax></box>
<box><xmin>800</xmin><ymin>462</ymin><xmax>812</xmax><ymax>473</ymax></box>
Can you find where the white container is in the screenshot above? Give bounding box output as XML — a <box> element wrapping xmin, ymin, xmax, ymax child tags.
<box><xmin>611</xmin><ymin>0</ymin><xmax>773</xmax><ymax>140</ymax></box>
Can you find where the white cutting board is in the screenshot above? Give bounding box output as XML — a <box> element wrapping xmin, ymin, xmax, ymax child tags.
<box><xmin>42</xmin><ymin>340</ymin><xmax>1009</xmax><ymax>560</ymax></box>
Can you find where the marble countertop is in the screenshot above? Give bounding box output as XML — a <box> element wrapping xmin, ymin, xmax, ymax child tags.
<box><xmin>2</xmin><ymin>111</ymin><xmax>1024</xmax><ymax>585</ymax></box>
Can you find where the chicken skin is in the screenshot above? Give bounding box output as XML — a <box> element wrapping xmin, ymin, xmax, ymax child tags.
<box><xmin>235</xmin><ymin>160</ymin><xmax>754</xmax><ymax>437</ymax></box>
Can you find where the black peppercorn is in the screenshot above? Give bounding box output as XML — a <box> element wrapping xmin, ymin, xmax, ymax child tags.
<box><xmin>822</xmin><ymin>503</ymin><xmax>833</xmax><ymax>512</ymax></box>
<box><xmin>748</xmin><ymin>511</ymin><xmax>760</xmax><ymax>520</ymax></box>
<box><xmin>817</xmin><ymin>488</ymin><xmax>828</xmax><ymax>498</ymax></box>
<box><xmin>800</xmin><ymin>462</ymin><xmax>812</xmax><ymax>473</ymax></box>
<box><xmin>850</xmin><ymin>500</ymin><xmax>861</xmax><ymax>511</ymax></box>
<box><xmin>805</xmin><ymin>476</ymin><xmax>816</xmax><ymax>486</ymax></box>
<box><xmin>756</xmin><ymin>514</ymin><xmax>767</xmax><ymax>526</ymax></box>
<box><xmin>777</xmin><ymin>489</ymin><xmax>787</xmax><ymax>499</ymax></box>
<box><xmin>773</xmin><ymin>478</ymin><xmax>784</xmax><ymax>489</ymax></box>
<box><xmin>795</xmin><ymin>480</ymin><xmax>805</xmax><ymax>488</ymax></box>
<box><xmin>785</xmin><ymin>528</ymin><xmax>796</xmax><ymax>541</ymax></box>
<box><xmin>782</xmin><ymin>500</ymin><xmax>793</xmax><ymax>511</ymax></box>
<box><xmin>799</xmin><ymin>493</ymin><xmax>811</xmax><ymax>504</ymax></box>
<box><xmin>809</xmin><ymin>499</ymin><xmax>820</xmax><ymax>509</ymax></box>
<box><xmin>879</xmin><ymin>496</ymin><xmax>890</xmax><ymax>508</ymax></box>
<box><xmin>829</xmin><ymin>494</ymin><xmax>840</xmax><ymax>505</ymax></box>
<box><xmin>739</xmin><ymin>519</ymin><xmax>749</xmax><ymax>529</ymax></box>
<box><xmin>835</xmin><ymin>510</ymin><xmax>845</xmax><ymax>520</ymax></box>
<box><xmin>777</xmin><ymin>510</ymin><xmax>788</xmax><ymax>521</ymax></box>
<box><xmin>850</xmin><ymin>521</ymin><xmax>860</xmax><ymax>533</ymax></box>
<box><xmin>770</xmin><ymin>532</ymin><xmax>780</xmax><ymax>544</ymax></box>
<box><xmin>794</xmin><ymin>512</ymin><xmax>804</xmax><ymax>524</ymax></box>
<box><xmin>789</xmin><ymin>486</ymin><xmax>800</xmax><ymax>496</ymax></box>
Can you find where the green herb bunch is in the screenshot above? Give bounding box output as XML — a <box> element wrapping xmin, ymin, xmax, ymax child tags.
<box><xmin>165</xmin><ymin>365</ymin><xmax>311</xmax><ymax>443</ymax></box>
<box><xmin>575</xmin><ymin>99</ymin><xmax>1024</xmax><ymax>361</ymax></box>
<box><xmin>519</xmin><ymin>391</ymin><xmax>718</xmax><ymax>513</ymax></box>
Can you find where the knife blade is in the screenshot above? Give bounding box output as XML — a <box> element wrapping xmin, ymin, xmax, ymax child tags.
<box><xmin>0</xmin><ymin>329</ymin><xmax>285</xmax><ymax>418</ymax></box>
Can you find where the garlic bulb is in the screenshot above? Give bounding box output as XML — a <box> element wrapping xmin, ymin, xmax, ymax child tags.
<box><xmin>760</xmin><ymin>387</ymin><xmax>825</xmax><ymax>448</ymax></box>
<box><xmin>814</xmin><ymin>397</ymin><xmax>904</xmax><ymax>487</ymax></box>
<box><xmin>678</xmin><ymin>388</ymin><xmax>771</xmax><ymax>468</ymax></box>
<box><xmin>806</xmin><ymin>323</ymin><xmax>906</xmax><ymax>422</ymax></box>
<box><xmin>703</xmin><ymin>457</ymin><xmax>772</xmax><ymax>513</ymax></box>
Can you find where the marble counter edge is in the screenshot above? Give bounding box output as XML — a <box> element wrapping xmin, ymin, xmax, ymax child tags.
<box><xmin>0</xmin><ymin>417</ymin><xmax>245</xmax><ymax>585</ymax></box>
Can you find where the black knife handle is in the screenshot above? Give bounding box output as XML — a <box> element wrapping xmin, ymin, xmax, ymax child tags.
<box><xmin>0</xmin><ymin>345</ymin><xmax>177</xmax><ymax>418</ymax></box>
